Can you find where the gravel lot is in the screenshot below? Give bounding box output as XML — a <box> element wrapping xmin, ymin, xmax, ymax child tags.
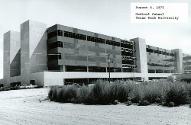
<box><xmin>0</xmin><ymin>88</ymin><xmax>190</xmax><ymax>125</ymax></box>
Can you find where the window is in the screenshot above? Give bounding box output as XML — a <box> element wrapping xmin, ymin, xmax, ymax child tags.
<box><xmin>64</xmin><ymin>31</ymin><xmax>87</xmax><ymax>40</ymax></box>
<box><xmin>57</xmin><ymin>30</ymin><xmax>63</xmax><ymax>36</ymax></box>
<box><xmin>47</xmin><ymin>41</ymin><xmax>63</xmax><ymax>50</ymax></box>
<box><xmin>30</xmin><ymin>80</ymin><xmax>35</xmax><ymax>85</ymax></box>
<box><xmin>48</xmin><ymin>31</ymin><xmax>57</xmax><ymax>39</ymax></box>
<box><xmin>48</xmin><ymin>30</ymin><xmax>63</xmax><ymax>39</ymax></box>
<box><xmin>87</xmin><ymin>36</ymin><xmax>91</xmax><ymax>41</ymax></box>
<box><xmin>57</xmin><ymin>41</ymin><xmax>63</xmax><ymax>47</ymax></box>
<box><xmin>97</xmin><ymin>38</ymin><xmax>105</xmax><ymax>43</ymax></box>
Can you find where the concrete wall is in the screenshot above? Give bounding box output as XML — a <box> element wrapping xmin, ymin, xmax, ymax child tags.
<box><xmin>21</xmin><ymin>21</ymin><xmax>30</xmax><ymax>76</ymax></box>
<box><xmin>43</xmin><ymin>72</ymin><xmax>172</xmax><ymax>86</ymax></box>
<box><xmin>172</xmin><ymin>49</ymin><xmax>183</xmax><ymax>73</ymax></box>
<box><xmin>10</xmin><ymin>31</ymin><xmax>21</xmax><ymax>77</ymax></box>
<box><xmin>182</xmin><ymin>54</ymin><xmax>191</xmax><ymax>73</ymax></box>
<box><xmin>3</xmin><ymin>31</ymin><xmax>20</xmax><ymax>78</ymax></box>
<box><xmin>21</xmin><ymin>20</ymin><xmax>47</xmax><ymax>76</ymax></box>
<box><xmin>20</xmin><ymin>20</ymin><xmax>47</xmax><ymax>85</ymax></box>
<box><xmin>131</xmin><ymin>38</ymin><xmax>148</xmax><ymax>80</ymax></box>
<box><xmin>3</xmin><ymin>32</ymin><xmax>10</xmax><ymax>78</ymax></box>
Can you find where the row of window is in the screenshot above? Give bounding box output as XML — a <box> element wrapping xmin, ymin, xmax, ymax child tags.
<box><xmin>122</xmin><ymin>64</ymin><xmax>136</xmax><ymax>68</ymax></box>
<box><xmin>48</xmin><ymin>30</ymin><xmax>134</xmax><ymax>48</ymax></box>
<box><xmin>121</xmin><ymin>51</ymin><xmax>134</xmax><ymax>56</ymax></box>
<box><xmin>148</xmin><ymin>63</ymin><xmax>174</xmax><ymax>67</ymax></box>
<box><xmin>121</xmin><ymin>40</ymin><xmax>134</xmax><ymax>45</ymax></box>
<box><xmin>121</xmin><ymin>47</ymin><xmax>134</xmax><ymax>52</ymax></box>
<box><xmin>64</xmin><ymin>31</ymin><xmax>86</xmax><ymax>40</ymax></box>
<box><xmin>148</xmin><ymin>69</ymin><xmax>174</xmax><ymax>73</ymax></box>
<box><xmin>122</xmin><ymin>60</ymin><xmax>135</xmax><ymax>65</ymax></box>
<box><xmin>121</xmin><ymin>43</ymin><xmax>134</xmax><ymax>49</ymax></box>
<box><xmin>122</xmin><ymin>56</ymin><xmax>136</xmax><ymax>60</ymax></box>
<box><xmin>146</xmin><ymin>48</ymin><xmax>175</xmax><ymax>56</ymax></box>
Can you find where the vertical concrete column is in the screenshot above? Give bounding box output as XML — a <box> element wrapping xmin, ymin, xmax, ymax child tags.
<box><xmin>3</xmin><ymin>31</ymin><xmax>20</xmax><ymax>79</ymax></box>
<box><xmin>172</xmin><ymin>49</ymin><xmax>183</xmax><ymax>73</ymax></box>
<box><xmin>3</xmin><ymin>32</ymin><xmax>11</xmax><ymax>79</ymax></box>
<box><xmin>131</xmin><ymin>37</ymin><xmax>148</xmax><ymax>81</ymax></box>
<box><xmin>10</xmin><ymin>31</ymin><xmax>21</xmax><ymax>77</ymax></box>
<box><xmin>21</xmin><ymin>21</ymin><xmax>30</xmax><ymax>76</ymax></box>
<box><xmin>63</xmin><ymin>66</ymin><xmax>66</xmax><ymax>72</ymax></box>
<box><xmin>20</xmin><ymin>20</ymin><xmax>47</xmax><ymax>85</ymax></box>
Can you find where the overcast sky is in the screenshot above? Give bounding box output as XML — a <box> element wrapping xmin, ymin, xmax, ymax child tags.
<box><xmin>0</xmin><ymin>0</ymin><xmax>191</xmax><ymax>78</ymax></box>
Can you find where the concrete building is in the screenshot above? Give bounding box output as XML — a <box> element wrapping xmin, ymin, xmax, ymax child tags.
<box><xmin>0</xmin><ymin>20</ymin><xmax>188</xmax><ymax>86</ymax></box>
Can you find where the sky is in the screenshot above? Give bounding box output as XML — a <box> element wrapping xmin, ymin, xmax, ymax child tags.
<box><xmin>0</xmin><ymin>0</ymin><xmax>191</xmax><ymax>78</ymax></box>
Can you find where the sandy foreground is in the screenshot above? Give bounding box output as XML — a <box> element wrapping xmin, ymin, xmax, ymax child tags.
<box><xmin>0</xmin><ymin>88</ymin><xmax>190</xmax><ymax>125</ymax></box>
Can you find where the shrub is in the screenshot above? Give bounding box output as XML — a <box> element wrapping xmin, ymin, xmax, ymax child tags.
<box><xmin>109</xmin><ymin>81</ymin><xmax>131</xmax><ymax>102</ymax></box>
<box><xmin>129</xmin><ymin>81</ymin><xmax>165</xmax><ymax>104</ymax></box>
<box><xmin>48</xmin><ymin>85</ymin><xmax>78</xmax><ymax>103</ymax></box>
<box><xmin>113</xmin><ymin>100</ymin><xmax>119</xmax><ymax>105</ymax></box>
<box><xmin>165</xmin><ymin>83</ymin><xmax>189</xmax><ymax>106</ymax></box>
<box><xmin>129</xmin><ymin>84</ymin><xmax>141</xmax><ymax>103</ymax></box>
<box><xmin>48</xmin><ymin>86</ymin><xmax>58</xmax><ymax>101</ymax></box>
<box><xmin>48</xmin><ymin>79</ymin><xmax>191</xmax><ymax>106</ymax></box>
<box><xmin>125</xmin><ymin>101</ymin><xmax>132</xmax><ymax>106</ymax></box>
<box><xmin>77</xmin><ymin>85</ymin><xmax>91</xmax><ymax>103</ymax></box>
<box><xmin>90</xmin><ymin>80</ymin><xmax>112</xmax><ymax>104</ymax></box>
<box><xmin>168</xmin><ymin>102</ymin><xmax>175</xmax><ymax>107</ymax></box>
<box><xmin>138</xmin><ymin>100</ymin><xmax>150</xmax><ymax>106</ymax></box>
<box><xmin>186</xmin><ymin>84</ymin><xmax>191</xmax><ymax>101</ymax></box>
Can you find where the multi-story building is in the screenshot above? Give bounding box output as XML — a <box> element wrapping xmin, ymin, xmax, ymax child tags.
<box><xmin>0</xmin><ymin>20</ymin><xmax>188</xmax><ymax>86</ymax></box>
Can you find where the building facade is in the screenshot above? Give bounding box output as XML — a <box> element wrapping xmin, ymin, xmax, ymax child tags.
<box><xmin>0</xmin><ymin>20</ymin><xmax>188</xmax><ymax>86</ymax></box>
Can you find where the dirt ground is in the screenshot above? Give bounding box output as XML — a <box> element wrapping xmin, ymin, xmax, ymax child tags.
<box><xmin>0</xmin><ymin>88</ymin><xmax>190</xmax><ymax>125</ymax></box>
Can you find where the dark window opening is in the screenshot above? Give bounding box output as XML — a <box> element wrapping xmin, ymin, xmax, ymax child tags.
<box><xmin>57</xmin><ymin>30</ymin><xmax>63</xmax><ymax>36</ymax></box>
<box><xmin>164</xmin><ymin>70</ymin><xmax>171</xmax><ymax>73</ymax></box>
<box><xmin>48</xmin><ymin>41</ymin><xmax>63</xmax><ymax>50</ymax></box>
<box><xmin>106</xmin><ymin>40</ymin><xmax>119</xmax><ymax>46</ymax></box>
<box><xmin>66</xmin><ymin>66</ymin><xmax>87</xmax><ymax>72</ymax></box>
<box><xmin>121</xmin><ymin>51</ymin><xmax>133</xmax><ymax>56</ymax></box>
<box><xmin>30</xmin><ymin>80</ymin><xmax>35</xmax><ymax>85</ymax></box>
<box><xmin>122</xmin><ymin>68</ymin><xmax>134</xmax><ymax>72</ymax></box>
<box><xmin>107</xmin><ymin>67</ymin><xmax>121</xmax><ymax>72</ymax></box>
<box><xmin>156</xmin><ymin>70</ymin><xmax>163</xmax><ymax>73</ymax></box>
<box><xmin>48</xmin><ymin>31</ymin><xmax>57</xmax><ymax>39</ymax></box>
<box><xmin>148</xmin><ymin>69</ymin><xmax>155</xmax><ymax>73</ymax></box>
<box><xmin>64</xmin><ymin>31</ymin><xmax>86</xmax><ymax>40</ymax></box>
<box><xmin>48</xmin><ymin>66</ymin><xmax>63</xmax><ymax>71</ymax></box>
<box><xmin>48</xmin><ymin>53</ymin><xmax>62</xmax><ymax>60</ymax></box>
<box><xmin>10</xmin><ymin>82</ymin><xmax>21</xmax><ymax>90</ymax></box>
<box><xmin>48</xmin><ymin>30</ymin><xmax>63</xmax><ymax>39</ymax></box>
<box><xmin>0</xmin><ymin>84</ymin><xmax>3</xmax><ymax>88</ymax></box>
<box><xmin>88</xmin><ymin>66</ymin><xmax>106</xmax><ymax>72</ymax></box>
<box><xmin>122</xmin><ymin>60</ymin><xmax>135</xmax><ymax>65</ymax></box>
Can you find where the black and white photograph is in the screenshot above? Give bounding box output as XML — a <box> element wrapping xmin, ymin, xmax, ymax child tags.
<box><xmin>0</xmin><ymin>0</ymin><xmax>190</xmax><ymax>125</ymax></box>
